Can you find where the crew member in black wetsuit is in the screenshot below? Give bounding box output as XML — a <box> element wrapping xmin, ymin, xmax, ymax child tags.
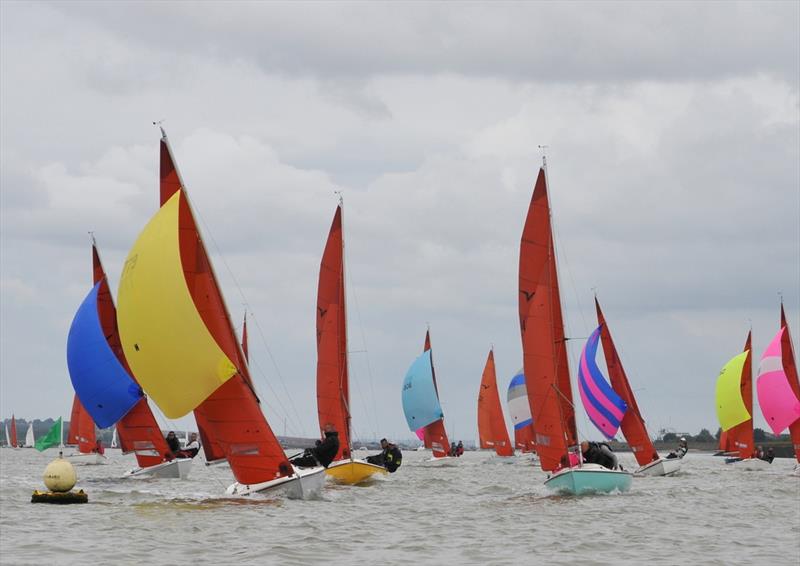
<box><xmin>165</xmin><ymin>431</ymin><xmax>181</xmax><ymax>458</ymax></box>
<box><xmin>580</xmin><ymin>440</ymin><xmax>619</xmax><ymax>470</ymax></box>
<box><xmin>366</xmin><ymin>438</ymin><xmax>403</xmax><ymax>472</ymax></box>
<box><xmin>290</xmin><ymin>424</ymin><xmax>340</xmax><ymax>468</ymax></box>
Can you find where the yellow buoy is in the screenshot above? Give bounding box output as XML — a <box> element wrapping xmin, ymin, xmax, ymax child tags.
<box><xmin>43</xmin><ymin>457</ymin><xmax>77</xmax><ymax>492</ymax></box>
<box><xmin>32</xmin><ymin>456</ymin><xmax>87</xmax><ymax>504</ymax></box>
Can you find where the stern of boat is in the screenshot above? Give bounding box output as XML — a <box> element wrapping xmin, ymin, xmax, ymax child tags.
<box><xmin>545</xmin><ymin>464</ymin><xmax>633</xmax><ymax>495</ymax></box>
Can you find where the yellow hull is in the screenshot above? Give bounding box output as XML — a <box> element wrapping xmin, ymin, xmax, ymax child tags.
<box><xmin>325</xmin><ymin>459</ymin><xmax>388</xmax><ymax>485</ymax></box>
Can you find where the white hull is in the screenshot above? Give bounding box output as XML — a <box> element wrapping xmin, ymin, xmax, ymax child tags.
<box><xmin>635</xmin><ymin>457</ymin><xmax>682</xmax><ymax>477</ymax></box>
<box><xmin>421</xmin><ymin>456</ymin><xmax>459</xmax><ymax>467</ymax></box>
<box><xmin>725</xmin><ymin>457</ymin><xmax>771</xmax><ymax>471</ymax></box>
<box><xmin>225</xmin><ymin>464</ymin><xmax>326</xmax><ymax>499</ymax></box>
<box><xmin>67</xmin><ymin>452</ymin><xmax>108</xmax><ymax>465</ymax></box>
<box><xmin>793</xmin><ymin>463</ymin><xmax>800</xmax><ymax>477</ymax></box>
<box><xmin>124</xmin><ymin>458</ymin><xmax>193</xmax><ymax>479</ymax></box>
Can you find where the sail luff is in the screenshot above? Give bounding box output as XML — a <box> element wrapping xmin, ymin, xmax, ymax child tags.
<box><xmin>477</xmin><ymin>349</ymin><xmax>513</xmax><ymax>456</ymax></box>
<box><xmin>518</xmin><ymin>167</ymin><xmax>576</xmax><ymax>472</ymax></box>
<box><xmin>423</xmin><ymin>332</ymin><xmax>450</xmax><ymax>458</ymax></box>
<box><xmin>595</xmin><ymin>299</ymin><xmax>658</xmax><ymax>466</ymax></box>
<box><xmin>726</xmin><ymin>332</ymin><xmax>754</xmax><ymax>458</ymax></box>
<box><xmin>316</xmin><ymin>205</ymin><xmax>350</xmax><ymax>461</ymax></box>
<box><xmin>781</xmin><ymin>305</ymin><xmax>800</xmax><ymax>462</ymax></box>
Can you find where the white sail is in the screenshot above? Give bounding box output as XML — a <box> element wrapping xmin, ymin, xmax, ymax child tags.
<box><xmin>111</xmin><ymin>427</ymin><xmax>118</xmax><ymax>448</ymax></box>
<box><xmin>24</xmin><ymin>422</ymin><xmax>35</xmax><ymax>447</ymax></box>
<box><xmin>4</xmin><ymin>423</ymin><xmax>10</xmax><ymax>446</ymax></box>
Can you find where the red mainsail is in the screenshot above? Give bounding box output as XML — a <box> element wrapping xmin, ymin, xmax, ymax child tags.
<box><xmin>93</xmin><ymin>243</ymin><xmax>171</xmax><ymax>468</ymax></box>
<box><xmin>10</xmin><ymin>415</ymin><xmax>17</xmax><ymax>448</ymax></box>
<box><xmin>316</xmin><ymin>205</ymin><xmax>350</xmax><ymax>461</ymax></box>
<box><xmin>160</xmin><ymin>135</ymin><xmax>291</xmax><ymax>485</ymax></box>
<box><xmin>595</xmin><ymin>299</ymin><xmax>659</xmax><ymax>466</ymax></box>
<box><xmin>423</xmin><ymin>331</ymin><xmax>451</xmax><ymax>458</ymax></box>
<box><xmin>781</xmin><ymin>305</ymin><xmax>800</xmax><ymax>462</ymax></box>
<box><xmin>725</xmin><ymin>332</ymin><xmax>754</xmax><ymax>459</ymax></box>
<box><xmin>68</xmin><ymin>396</ymin><xmax>96</xmax><ymax>453</ymax></box>
<box><xmin>477</xmin><ymin>349</ymin><xmax>513</xmax><ymax>456</ymax></box>
<box><xmin>519</xmin><ymin>167</ymin><xmax>577</xmax><ymax>472</ymax></box>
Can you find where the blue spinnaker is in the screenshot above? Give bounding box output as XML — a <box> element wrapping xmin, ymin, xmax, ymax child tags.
<box><xmin>67</xmin><ymin>282</ymin><xmax>142</xmax><ymax>428</ymax></box>
<box><xmin>401</xmin><ymin>350</ymin><xmax>444</xmax><ymax>431</ymax></box>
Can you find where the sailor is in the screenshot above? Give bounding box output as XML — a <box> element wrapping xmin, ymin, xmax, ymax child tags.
<box><xmin>761</xmin><ymin>447</ymin><xmax>775</xmax><ymax>463</ymax></box>
<box><xmin>580</xmin><ymin>440</ymin><xmax>618</xmax><ymax>470</ymax></box>
<box><xmin>290</xmin><ymin>424</ymin><xmax>340</xmax><ymax>468</ymax></box>
<box><xmin>366</xmin><ymin>438</ymin><xmax>403</xmax><ymax>472</ymax></box>
<box><xmin>165</xmin><ymin>431</ymin><xmax>181</xmax><ymax>457</ymax></box>
<box><xmin>177</xmin><ymin>432</ymin><xmax>200</xmax><ymax>458</ymax></box>
<box><xmin>456</xmin><ymin>441</ymin><xmax>464</xmax><ymax>457</ymax></box>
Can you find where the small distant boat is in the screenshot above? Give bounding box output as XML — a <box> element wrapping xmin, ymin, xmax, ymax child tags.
<box><xmin>7</xmin><ymin>415</ymin><xmax>18</xmax><ymax>449</ymax></box>
<box><xmin>756</xmin><ymin>303</ymin><xmax>800</xmax><ymax>475</ymax></box>
<box><xmin>506</xmin><ymin>370</ymin><xmax>536</xmax><ymax>454</ymax></box>
<box><xmin>477</xmin><ymin>348</ymin><xmax>513</xmax><ymax>457</ymax></box>
<box><xmin>66</xmin><ymin>397</ymin><xmax>107</xmax><ymax>465</ymax></box>
<box><xmin>118</xmin><ymin>130</ymin><xmax>323</xmax><ymax>497</ymax></box>
<box><xmin>316</xmin><ymin>201</ymin><xmax>387</xmax><ymax>484</ymax></box>
<box><xmin>716</xmin><ymin>332</ymin><xmax>768</xmax><ymax>470</ymax></box>
<box><xmin>402</xmin><ymin>330</ymin><xmax>456</xmax><ymax>465</ymax></box>
<box><xmin>594</xmin><ymin>299</ymin><xmax>683</xmax><ymax>477</ymax></box>
<box><xmin>24</xmin><ymin>422</ymin><xmax>35</xmax><ymax>448</ymax></box>
<box><xmin>110</xmin><ymin>427</ymin><xmax>118</xmax><ymax>449</ymax></box>
<box><xmin>518</xmin><ymin>164</ymin><xmax>631</xmax><ymax>495</ymax></box>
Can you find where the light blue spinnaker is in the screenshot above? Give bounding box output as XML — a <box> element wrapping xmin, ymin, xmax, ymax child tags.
<box><xmin>402</xmin><ymin>350</ymin><xmax>443</xmax><ymax>431</ymax></box>
<box><xmin>67</xmin><ymin>282</ymin><xmax>142</xmax><ymax>428</ymax></box>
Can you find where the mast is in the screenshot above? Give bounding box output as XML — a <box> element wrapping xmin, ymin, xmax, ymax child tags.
<box><xmin>339</xmin><ymin>194</ymin><xmax>352</xmax><ymax>460</ymax></box>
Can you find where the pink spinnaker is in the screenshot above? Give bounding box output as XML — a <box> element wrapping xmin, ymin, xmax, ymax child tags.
<box><xmin>757</xmin><ymin>328</ymin><xmax>800</xmax><ymax>435</ymax></box>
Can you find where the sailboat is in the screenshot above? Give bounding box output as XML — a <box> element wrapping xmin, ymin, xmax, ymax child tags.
<box><xmin>24</xmin><ymin>421</ymin><xmax>35</xmax><ymax>448</ymax></box>
<box><xmin>7</xmin><ymin>415</ymin><xmax>18</xmax><ymax>448</ymax></box>
<box><xmin>477</xmin><ymin>349</ymin><xmax>514</xmax><ymax>457</ymax></box>
<box><xmin>715</xmin><ymin>332</ymin><xmax>767</xmax><ymax>470</ymax></box>
<box><xmin>756</xmin><ymin>304</ymin><xmax>800</xmax><ymax>475</ymax></box>
<box><xmin>402</xmin><ymin>330</ymin><xmax>454</xmax><ymax>465</ymax></box>
<box><xmin>594</xmin><ymin>299</ymin><xmax>683</xmax><ymax>476</ymax></box>
<box><xmin>117</xmin><ymin>129</ymin><xmax>324</xmax><ymax>497</ymax></box>
<box><xmin>110</xmin><ymin>427</ymin><xmax>118</xmax><ymax>449</ymax></box>
<box><xmin>67</xmin><ymin>241</ymin><xmax>189</xmax><ymax>478</ymax></box>
<box><xmin>518</xmin><ymin>165</ymin><xmax>632</xmax><ymax>495</ymax></box>
<box><xmin>315</xmin><ymin>202</ymin><xmax>387</xmax><ymax>484</ymax></box>
<box><xmin>507</xmin><ymin>370</ymin><xmax>536</xmax><ymax>454</ymax></box>
<box><xmin>65</xmin><ymin>396</ymin><xmax>107</xmax><ymax>465</ymax></box>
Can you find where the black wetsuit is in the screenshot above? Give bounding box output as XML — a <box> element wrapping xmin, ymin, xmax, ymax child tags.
<box><xmin>582</xmin><ymin>442</ymin><xmax>616</xmax><ymax>470</ymax></box>
<box><xmin>166</xmin><ymin>435</ymin><xmax>181</xmax><ymax>456</ymax></box>
<box><xmin>291</xmin><ymin>431</ymin><xmax>340</xmax><ymax>468</ymax></box>
<box><xmin>366</xmin><ymin>444</ymin><xmax>403</xmax><ymax>473</ymax></box>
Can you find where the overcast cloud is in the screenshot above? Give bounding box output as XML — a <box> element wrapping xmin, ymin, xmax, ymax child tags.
<box><xmin>1</xmin><ymin>1</ymin><xmax>798</xmax><ymax>445</ymax></box>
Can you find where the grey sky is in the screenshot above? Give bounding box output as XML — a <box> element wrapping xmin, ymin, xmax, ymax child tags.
<box><xmin>1</xmin><ymin>1</ymin><xmax>798</xmax><ymax>445</ymax></box>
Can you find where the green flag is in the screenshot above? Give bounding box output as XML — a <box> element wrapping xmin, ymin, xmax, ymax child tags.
<box><xmin>35</xmin><ymin>418</ymin><xmax>62</xmax><ymax>452</ymax></box>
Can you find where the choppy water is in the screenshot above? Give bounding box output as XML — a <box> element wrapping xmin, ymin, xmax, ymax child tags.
<box><xmin>0</xmin><ymin>448</ymin><xmax>798</xmax><ymax>565</ymax></box>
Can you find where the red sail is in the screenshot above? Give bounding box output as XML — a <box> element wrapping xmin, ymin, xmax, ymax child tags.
<box><xmin>423</xmin><ymin>331</ymin><xmax>451</xmax><ymax>458</ymax></box>
<box><xmin>595</xmin><ymin>299</ymin><xmax>659</xmax><ymax>466</ymax></box>
<box><xmin>160</xmin><ymin>136</ymin><xmax>291</xmax><ymax>485</ymax></box>
<box><xmin>519</xmin><ymin>168</ymin><xmax>576</xmax><ymax>472</ymax></box>
<box><xmin>316</xmin><ymin>205</ymin><xmax>350</xmax><ymax>461</ymax></box>
<box><xmin>718</xmin><ymin>430</ymin><xmax>729</xmax><ymax>452</ymax></box>
<box><xmin>515</xmin><ymin>424</ymin><xmax>536</xmax><ymax>452</ymax></box>
<box><xmin>726</xmin><ymin>332</ymin><xmax>754</xmax><ymax>458</ymax></box>
<box><xmin>92</xmin><ymin>243</ymin><xmax>172</xmax><ymax>467</ymax></box>
<box><xmin>477</xmin><ymin>350</ymin><xmax>514</xmax><ymax>456</ymax></box>
<box><xmin>67</xmin><ymin>397</ymin><xmax>81</xmax><ymax>445</ymax></box>
<box><xmin>10</xmin><ymin>415</ymin><xmax>17</xmax><ymax>448</ymax></box>
<box><xmin>780</xmin><ymin>305</ymin><xmax>800</xmax><ymax>462</ymax></box>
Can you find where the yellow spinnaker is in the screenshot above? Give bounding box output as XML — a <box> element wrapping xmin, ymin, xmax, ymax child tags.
<box><xmin>715</xmin><ymin>350</ymin><xmax>751</xmax><ymax>431</ymax></box>
<box><xmin>117</xmin><ymin>191</ymin><xmax>236</xmax><ymax>418</ymax></box>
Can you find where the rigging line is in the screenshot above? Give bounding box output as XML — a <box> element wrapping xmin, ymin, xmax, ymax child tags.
<box><xmin>346</xmin><ymin>256</ymin><xmax>381</xmax><ymax>440</ymax></box>
<box><xmin>234</xmin><ymin>315</ymin><xmax>302</xmax><ymax>437</ymax></box>
<box><xmin>245</xmin><ymin>311</ymin><xmax>307</xmax><ymax>437</ymax></box>
<box><xmin>187</xmin><ymin>205</ymin><xmax>307</xmax><ymax>438</ymax></box>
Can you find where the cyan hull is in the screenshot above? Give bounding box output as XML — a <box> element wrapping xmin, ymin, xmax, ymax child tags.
<box><xmin>545</xmin><ymin>464</ymin><xmax>633</xmax><ymax>495</ymax></box>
